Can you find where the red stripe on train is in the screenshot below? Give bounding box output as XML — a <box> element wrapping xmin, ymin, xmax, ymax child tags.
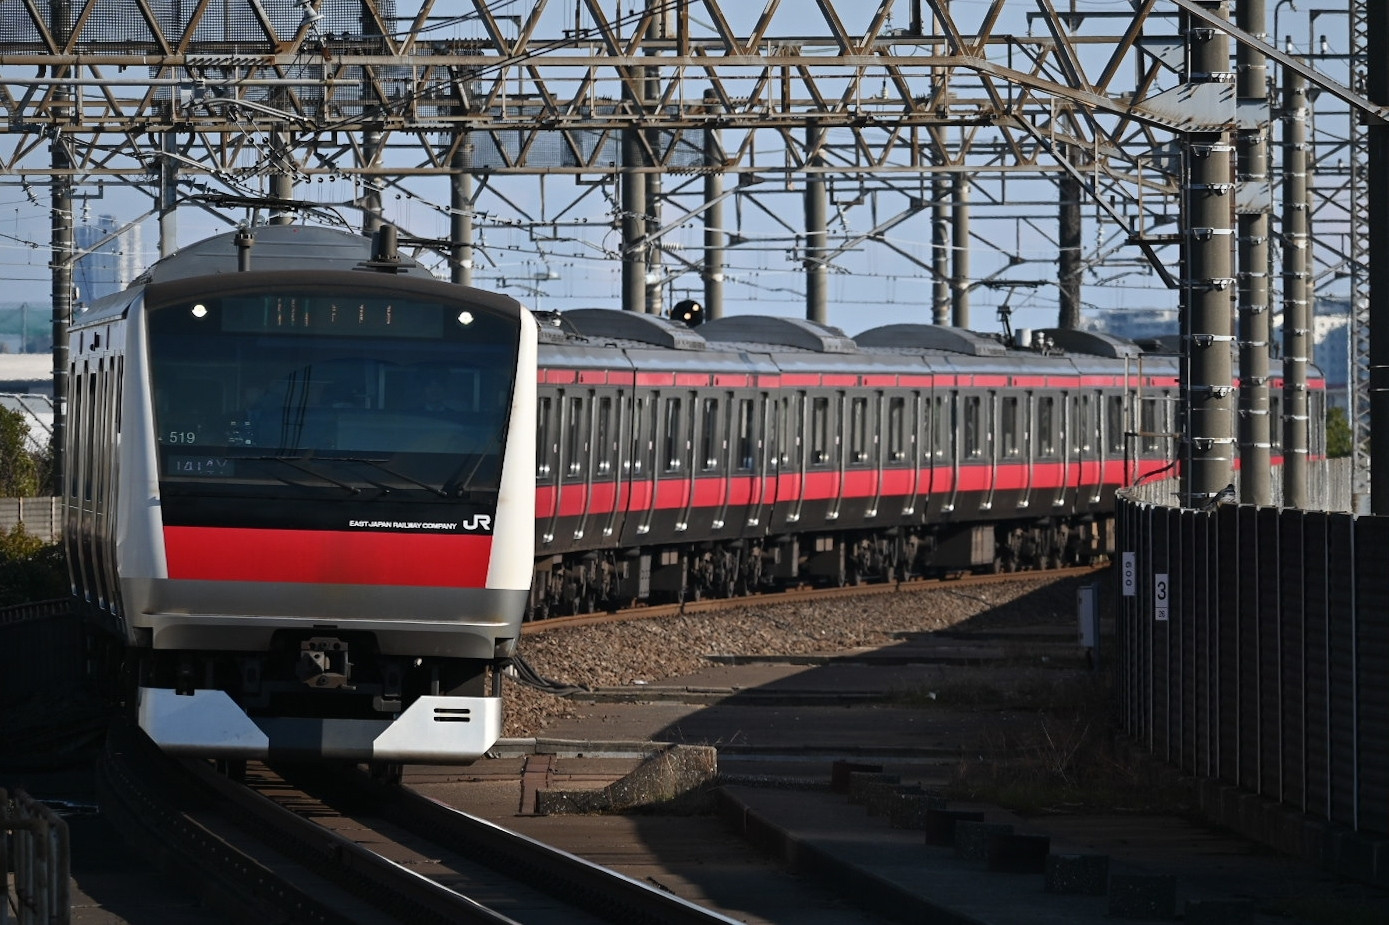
<box><xmin>163</xmin><ymin>527</ymin><xmax>493</xmax><ymax>587</ymax></box>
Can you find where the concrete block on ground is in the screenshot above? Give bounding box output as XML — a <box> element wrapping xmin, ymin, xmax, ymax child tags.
<box><xmin>830</xmin><ymin>760</ymin><xmax>883</xmax><ymax>793</ymax></box>
<box><xmin>954</xmin><ymin>820</ymin><xmax>1014</xmax><ymax>861</ymax></box>
<box><xmin>1107</xmin><ymin>873</ymin><xmax>1176</xmax><ymax>920</ymax></box>
<box><xmin>1044</xmin><ymin>853</ymin><xmax>1109</xmax><ymax>895</ymax></box>
<box><xmin>865</xmin><ymin>782</ymin><xmax>920</xmax><ymax>817</ymax></box>
<box><xmin>1185</xmin><ymin>898</ymin><xmax>1255</xmax><ymax>925</ymax></box>
<box><xmin>847</xmin><ymin>772</ymin><xmax>900</xmax><ymax>805</ymax></box>
<box><xmin>889</xmin><ymin>791</ymin><xmax>945</xmax><ymax>830</ymax></box>
<box><xmin>986</xmin><ymin>832</ymin><xmax>1050</xmax><ymax>873</ymax></box>
<box><xmin>924</xmin><ymin>808</ymin><xmax>985</xmax><ymax>846</ymax></box>
<box><xmin>535</xmin><ymin>744</ymin><xmax>717</xmax><ymax>815</ymax></box>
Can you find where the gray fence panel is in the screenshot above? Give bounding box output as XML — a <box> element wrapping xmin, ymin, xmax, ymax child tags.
<box><xmin>1278</xmin><ymin>510</ymin><xmax>1306</xmax><ymax>811</ymax></box>
<box><xmin>1256</xmin><ymin>506</ymin><xmax>1282</xmax><ymax>801</ymax></box>
<box><xmin>1327</xmin><ymin>514</ymin><xmax>1357</xmax><ymax>828</ymax></box>
<box><xmin>1354</xmin><ymin>516</ymin><xmax>1389</xmax><ymax>836</ymax></box>
<box><xmin>1301</xmin><ymin>511</ymin><xmax>1330</xmax><ymax>819</ymax></box>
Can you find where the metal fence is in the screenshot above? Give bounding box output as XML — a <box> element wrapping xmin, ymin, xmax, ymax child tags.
<box><xmin>0</xmin><ymin>789</ymin><xmax>69</xmax><ymax>925</ymax></box>
<box><xmin>1115</xmin><ymin>460</ymin><xmax>1387</xmax><ymax>844</ymax></box>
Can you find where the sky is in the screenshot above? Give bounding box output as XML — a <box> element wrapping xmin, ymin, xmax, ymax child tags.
<box><xmin>0</xmin><ymin>0</ymin><xmax>1361</xmax><ymax>340</ymax></box>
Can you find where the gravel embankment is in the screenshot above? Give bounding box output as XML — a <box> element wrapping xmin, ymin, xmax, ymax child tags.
<box><xmin>502</xmin><ymin>572</ymin><xmax>1096</xmax><ymax>738</ymax></box>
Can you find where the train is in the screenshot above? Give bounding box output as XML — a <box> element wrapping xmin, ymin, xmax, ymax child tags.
<box><xmin>65</xmin><ymin>224</ymin><xmax>1326</xmax><ymax>767</ymax></box>
<box><xmin>528</xmin><ymin>310</ymin><xmax>1325</xmax><ymax>617</ymax></box>
<box><xmin>66</xmin><ymin>225</ymin><xmax>537</xmax><ymax>770</ymax></box>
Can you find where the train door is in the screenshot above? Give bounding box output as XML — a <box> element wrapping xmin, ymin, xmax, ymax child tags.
<box><xmin>978</xmin><ymin>391</ymin><xmax>999</xmax><ymax>513</ymax></box>
<box><xmin>592</xmin><ymin>391</ymin><xmax>625</xmax><ymax>541</ymax></box>
<box><xmin>629</xmin><ymin>393</ymin><xmax>660</xmax><ymax>541</ymax></box>
<box><xmin>777</xmin><ymin>391</ymin><xmax>807</xmax><ymax>527</ymax></box>
<box><xmin>658</xmin><ymin>391</ymin><xmax>695</xmax><ymax>533</ymax></box>
<box><xmin>695</xmin><ymin>393</ymin><xmax>728</xmax><ymax>532</ymax></box>
<box><xmin>1037</xmin><ymin>393</ymin><xmax>1063</xmax><ymax>508</ymax></box>
<box><xmin>731</xmin><ymin>393</ymin><xmax>768</xmax><ymax>530</ymax></box>
<box><xmin>894</xmin><ymin>392</ymin><xmax>923</xmax><ymax>518</ymax></box>
<box><xmin>562</xmin><ymin>391</ymin><xmax>591</xmax><ymax>543</ymax></box>
<box><xmin>1017</xmin><ymin>391</ymin><xmax>1035</xmax><ymax>511</ymax></box>
<box><xmin>997</xmin><ymin>392</ymin><xmax>1023</xmax><ymax>512</ymax></box>
<box><xmin>814</xmin><ymin>391</ymin><xmax>845</xmax><ymax>523</ymax></box>
<box><xmin>944</xmin><ymin>390</ymin><xmax>961</xmax><ymax>514</ymax></box>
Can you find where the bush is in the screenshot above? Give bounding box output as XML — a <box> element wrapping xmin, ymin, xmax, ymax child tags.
<box><xmin>0</xmin><ymin>526</ymin><xmax>68</xmax><ymax>606</ymax></box>
<box><xmin>1326</xmin><ymin>406</ymin><xmax>1353</xmax><ymax>459</ymax></box>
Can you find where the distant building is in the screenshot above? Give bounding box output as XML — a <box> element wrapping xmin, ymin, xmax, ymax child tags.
<box><xmin>74</xmin><ymin>214</ymin><xmax>140</xmax><ymax>304</ymax></box>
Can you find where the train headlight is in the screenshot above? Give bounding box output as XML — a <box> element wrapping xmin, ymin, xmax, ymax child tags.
<box><xmin>191</xmin><ymin>304</ymin><xmax>209</xmax><ymax>319</ymax></box>
<box><xmin>457</xmin><ymin>311</ymin><xmax>474</xmax><ymax>327</ymax></box>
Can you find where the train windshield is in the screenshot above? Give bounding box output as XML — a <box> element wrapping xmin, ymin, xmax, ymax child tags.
<box><xmin>146</xmin><ymin>286</ymin><xmax>520</xmax><ymax>501</ymax></box>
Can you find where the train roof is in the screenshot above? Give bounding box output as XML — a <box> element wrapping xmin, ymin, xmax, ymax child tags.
<box><xmin>138</xmin><ymin>225</ymin><xmax>435</xmax><ymax>284</ymax></box>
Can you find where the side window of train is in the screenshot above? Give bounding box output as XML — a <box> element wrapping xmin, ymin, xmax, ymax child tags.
<box><xmin>887</xmin><ymin>396</ymin><xmax>906</xmax><ymax>462</ymax></box>
<box><xmin>1106</xmin><ymin>394</ymin><xmax>1124</xmax><ymax>454</ymax></box>
<box><xmin>933</xmin><ymin>394</ymin><xmax>951</xmax><ymax>461</ymax></box>
<box><xmin>536</xmin><ymin>396</ymin><xmax>553</xmax><ymax>479</ymax></box>
<box><xmin>595</xmin><ymin>395</ymin><xmax>614</xmax><ymax>474</ymax></box>
<box><xmin>700</xmin><ymin>397</ymin><xmax>720</xmax><ymax>471</ymax></box>
<box><xmin>736</xmin><ymin>398</ymin><xmax>755</xmax><ymax>471</ymax></box>
<box><xmin>1001</xmin><ymin>395</ymin><xmax>1020</xmax><ymax>458</ymax></box>
<box><xmin>1038</xmin><ymin>395</ymin><xmax>1056</xmax><ymax>457</ymax></box>
<box><xmin>963</xmin><ymin>394</ymin><xmax>982</xmax><ymax>459</ymax></box>
<box><xmin>1071</xmin><ymin>394</ymin><xmax>1091</xmax><ymax>454</ymax></box>
<box><xmin>849</xmin><ymin>396</ymin><xmax>869</xmax><ymax>464</ymax></box>
<box><xmin>810</xmin><ymin>396</ymin><xmax>830</xmax><ymax>466</ymax></box>
<box><xmin>663</xmin><ymin>396</ymin><xmax>684</xmax><ymax>472</ymax></box>
<box><xmin>565</xmin><ymin>394</ymin><xmax>585</xmax><ymax>476</ymax></box>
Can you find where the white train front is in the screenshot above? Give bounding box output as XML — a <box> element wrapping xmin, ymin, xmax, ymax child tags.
<box><xmin>66</xmin><ymin>225</ymin><xmax>537</xmax><ymax>766</ymax></box>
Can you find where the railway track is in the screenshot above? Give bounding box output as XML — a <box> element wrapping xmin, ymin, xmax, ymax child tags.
<box><xmin>523</xmin><ymin>564</ymin><xmax>1102</xmax><ymax>633</ymax></box>
<box><xmin>97</xmin><ymin>722</ymin><xmax>741</xmax><ymax>924</ymax></box>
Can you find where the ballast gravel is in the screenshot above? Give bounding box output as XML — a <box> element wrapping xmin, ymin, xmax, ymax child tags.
<box><xmin>502</xmin><ymin>573</ymin><xmax>1090</xmax><ymax>738</ymax></box>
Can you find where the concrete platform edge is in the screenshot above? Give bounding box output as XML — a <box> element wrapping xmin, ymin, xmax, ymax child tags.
<box><xmin>712</xmin><ymin>786</ymin><xmax>987</xmax><ymax>925</ymax></box>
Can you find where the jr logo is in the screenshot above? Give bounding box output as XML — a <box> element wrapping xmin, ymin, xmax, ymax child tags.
<box><xmin>461</xmin><ymin>514</ymin><xmax>492</xmax><ymax>532</ymax></box>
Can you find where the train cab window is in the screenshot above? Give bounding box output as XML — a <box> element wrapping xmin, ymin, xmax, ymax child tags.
<box><xmin>887</xmin><ymin>396</ymin><xmax>906</xmax><ymax>461</ymax></box>
<box><xmin>736</xmin><ymin>399</ymin><xmax>756</xmax><ymax>471</ymax></box>
<box><xmin>565</xmin><ymin>395</ymin><xmax>586</xmax><ymax>476</ymax></box>
<box><xmin>537</xmin><ymin>396</ymin><xmax>553</xmax><ymax>479</ymax></box>
<box><xmin>1038</xmin><ymin>396</ymin><xmax>1057</xmax><ymax>457</ymax></box>
<box><xmin>810</xmin><ymin>397</ymin><xmax>830</xmax><ymax>466</ymax></box>
<box><xmin>595</xmin><ymin>395</ymin><xmax>614</xmax><ymax>474</ymax></box>
<box><xmin>849</xmin><ymin>397</ymin><xmax>869</xmax><ymax>463</ymax></box>
<box><xmin>1001</xmin><ymin>396</ymin><xmax>1020</xmax><ymax>458</ymax></box>
<box><xmin>1106</xmin><ymin>394</ymin><xmax>1125</xmax><ymax>454</ymax></box>
<box><xmin>700</xmin><ymin>397</ymin><xmax>720</xmax><ymax>471</ymax></box>
<box><xmin>663</xmin><ymin>396</ymin><xmax>687</xmax><ymax>472</ymax></box>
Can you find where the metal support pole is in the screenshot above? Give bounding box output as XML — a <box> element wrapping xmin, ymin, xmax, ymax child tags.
<box><xmin>932</xmin><ymin>165</ymin><xmax>950</xmax><ymax>325</ymax></box>
<box><xmin>1059</xmin><ymin>151</ymin><xmax>1083</xmax><ymax>330</ymax></box>
<box><xmin>702</xmin><ymin>89</ymin><xmax>725</xmax><ymax>320</ymax></box>
<box><xmin>361</xmin><ymin>126</ymin><xmax>383</xmax><ymax>236</ymax></box>
<box><xmin>1237</xmin><ymin>0</ymin><xmax>1272</xmax><ymax>506</ymax></box>
<box><xmin>1368</xmin><ymin>2</ymin><xmax>1389</xmax><ymax>513</ymax></box>
<box><xmin>269</xmin><ymin>131</ymin><xmax>294</xmax><ymax>226</ymax></box>
<box><xmin>450</xmin><ymin>145</ymin><xmax>474</xmax><ymax>287</ymax></box>
<box><xmin>805</xmin><ymin>122</ymin><xmax>829</xmax><ymax>325</ymax></box>
<box><xmin>1181</xmin><ymin>2</ymin><xmax>1236</xmax><ymax>509</ymax></box>
<box><xmin>1282</xmin><ymin>65</ymin><xmax>1310</xmax><ymax>509</ymax></box>
<box><xmin>50</xmin><ymin>0</ymin><xmax>74</xmax><ymax>488</ymax></box>
<box><xmin>621</xmin><ymin>119</ymin><xmax>648</xmax><ymax>313</ymax></box>
<box><xmin>951</xmin><ymin>173</ymin><xmax>970</xmax><ymax>329</ymax></box>
<box><xmin>158</xmin><ymin>122</ymin><xmax>179</xmax><ymax>257</ymax></box>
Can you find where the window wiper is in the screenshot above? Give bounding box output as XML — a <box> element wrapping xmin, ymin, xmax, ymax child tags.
<box><xmin>442</xmin><ymin>434</ymin><xmax>502</xmax><ymax>499</ymax></box>
<box><xmin>241</xmin><ymin>455</ymin><xmax>361</xmax><ymax>495</ymax></box>
<box><xmin>324</xmin><ymin>456</ymin><xmax>448</xmax><ymax>498</ymax></box>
